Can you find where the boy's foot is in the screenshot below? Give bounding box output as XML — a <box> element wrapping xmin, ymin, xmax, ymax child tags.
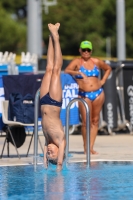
<box><xmin>55</xmin><ymin>23</ymin><xmax>60</xmax><ymax>30</ymax></box>
<box><xmin>48</xmin><ymin>23</ymin><xmax>60</xmax><ymax>38</ymax></box>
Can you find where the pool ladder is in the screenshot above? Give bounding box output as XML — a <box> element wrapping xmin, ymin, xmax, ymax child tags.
<box><xmin>33</xmin><ymin>90</ymin><xmax>91</xmax><ymax>167</ymax></box>
<box><xmin>65</xmin><ymin>98</ymin><xmax>90</xmax><ymax>167</ymax></box>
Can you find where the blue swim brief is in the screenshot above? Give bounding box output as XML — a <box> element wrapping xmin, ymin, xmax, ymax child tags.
<box><xmin>40</xmin><ymin>93</ymin><xmax>62</xmax><ymax>107</ymax></box>
<box><xmin>78</xmin><ymin>88</ymin><xmax>103</xmax><ymax>101</ymax></box>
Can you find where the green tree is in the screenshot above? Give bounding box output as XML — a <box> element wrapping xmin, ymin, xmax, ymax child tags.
<box><xmin>42</xmin><ymin>0</ymin><xmax>133</xmax><ymax>58</ymax></box>
<box><xmin>42</xmin><ymin>0</ymin><xmax>116</xmax><ymax>57</ymax></box>
<box><xmin>0</xmin><ymin>0</ymin><xmax>133</xmax><ymax>58</ymax></box>
<box><xmin>0</xmin><ymin>0</ymin><xmax>26</xmax><ymax>13</ymax></box>
<box><xmin>126</xmin><ymin>0</ymin><xmax>133</xmax><ymax>58</ymax></box>
<box><xmin>0</xmin><ymin>1</ymin><xmax>26</xmax><ymax>53</ymax></box>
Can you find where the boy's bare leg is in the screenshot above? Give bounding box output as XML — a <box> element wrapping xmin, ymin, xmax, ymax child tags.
<box><xmin>40</xmin><ymin>25</ymin><xmax>55</xmax><ymax>168</ymax></box>
<box><xmin>40</xmin><ymin>34</ymin><xmax>54</xmax><ymax>98</ymax></box>
<box><xmin>48</xmin><ymin>23</ymin><xmax>63</xmax><ymax>102</ymax></box>
<box><xmin>48</xmin><ymin>23</ymin><xmax>65</xmax><ymax>171</ymax></box>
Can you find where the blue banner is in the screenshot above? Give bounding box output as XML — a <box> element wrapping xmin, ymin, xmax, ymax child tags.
<box><xmin>60</xmin><ymin>73</ymin><xmax>79</xmax><ymax>126</ymax></box>
<box><xmin>0</xmin><ymin>74</ymin><xmax>80</xmax><ymax>130</ymax></box>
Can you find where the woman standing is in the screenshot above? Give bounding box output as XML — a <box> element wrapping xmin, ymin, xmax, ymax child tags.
<box><xmin>64</xmin><ymin>40</ymin><xmax>111</xmax><ymax>154</ymax></box>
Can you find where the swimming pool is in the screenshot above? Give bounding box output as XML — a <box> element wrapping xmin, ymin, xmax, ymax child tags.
<box><xmin>0</xmin><ymin>161</ymin><xmax>133</xmax><ymax>200</ymax></box>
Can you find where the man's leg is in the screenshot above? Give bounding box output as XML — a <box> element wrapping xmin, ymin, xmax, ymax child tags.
<box><xmin>40</xmin><ymin>34</ymin><xmax>54</xmax><ymax>98</ymax></box>
<box><xmin>48</xmin><ymin>23</ymin><xmax>63</xmax><ymax>102</ymax></box>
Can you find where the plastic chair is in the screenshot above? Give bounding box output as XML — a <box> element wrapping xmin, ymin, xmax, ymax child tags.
<box><xmin>0</xmin><ymin>100</ymin><xmax>43</xmax><ymax>158</ymax></box>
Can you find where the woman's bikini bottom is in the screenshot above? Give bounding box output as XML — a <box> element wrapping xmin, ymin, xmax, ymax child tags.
<box><xmin>78</xmin><ymin>88</ymin><xmax>103</xmax><ymax>101</ymax></box>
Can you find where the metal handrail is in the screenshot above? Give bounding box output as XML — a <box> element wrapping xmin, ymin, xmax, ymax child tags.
<box><xmin>65</xmin><ymin>98</ymin><xmax>90</xmax><ymax>167</ymax></box>
<box><xmin>33</xmin><ymin>88</ymin><xmax>40</xmax><ymax>166</ymax></box>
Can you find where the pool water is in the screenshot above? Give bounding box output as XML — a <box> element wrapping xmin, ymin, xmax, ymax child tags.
<box><xmin>0</xmin><ymin>161</ymin><xmax>133</xmax><ymax>200</ymax></box>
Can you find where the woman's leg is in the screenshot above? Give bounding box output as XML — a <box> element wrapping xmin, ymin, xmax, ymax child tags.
<box><xmin>79</xmin><ymin>91</ymin><xmax>105</xmax><ymax>154</ymax></box>
<box><xmin>90</xmin><ymin>91</ymin><xmax>105</xmax><ymax>154</ymax></box>
<box><xmin>78</xmin><ymin>97</ymin><xmax>92</xmax><ymax>154</ymax></box>
<box><xmin>48</xmin><ymin>23</ymin><xmax>63</xmax><ymax>102</ymax></box>
<box><xmin>40</xmin><ymin>34</ymin><xmax>54</xmax><ymax>98</ymax></box>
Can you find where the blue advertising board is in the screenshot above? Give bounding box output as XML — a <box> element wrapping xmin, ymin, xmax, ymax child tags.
<box><xmin>60</xmin><ymin>74</ymin><xmax>79</xmax><ymax>126</ymax></box>
<box><xmin>0</xmin><ymin>74</ymin><xmax>80</xmax><ymax>130</ymax></box>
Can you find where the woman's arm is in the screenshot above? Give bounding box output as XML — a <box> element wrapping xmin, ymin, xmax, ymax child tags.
<box><xmin>64</xmin><ymin>58</ymin><xmax>81</xmax><ymax>76</ymax></box>
<box><xmin>97</xmin><ymin>59</ymin><xmax>112</xmax><ymax>86</ymax></box>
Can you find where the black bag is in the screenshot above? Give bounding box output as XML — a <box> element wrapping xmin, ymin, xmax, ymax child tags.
<box><xmin>7</xmin><ymin>126</ymin><xmax>26</xmax><ymax>148</ymax></box>
<box><xmin>8</xmin><ymin>93</ymin><xmax>34</xmax><ymax>124</ymax></box>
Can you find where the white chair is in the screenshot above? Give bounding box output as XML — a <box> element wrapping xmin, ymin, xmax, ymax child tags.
<box><xmin>0</xmin><ymin>100</ymin><xmax>43</xmax><ymax>158</ymax></box>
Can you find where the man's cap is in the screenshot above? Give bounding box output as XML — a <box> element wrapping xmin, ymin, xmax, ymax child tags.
<box><xmin>80</xmin><ymin>41</ymin><xmax>92</xmax><ymax>50</ymax></box>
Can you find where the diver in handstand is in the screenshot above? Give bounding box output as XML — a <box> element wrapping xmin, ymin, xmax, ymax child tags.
<box><xmin>40</xmin><ymin>23</ymin><xmax>66</xmax><ymax>171</ymax></box>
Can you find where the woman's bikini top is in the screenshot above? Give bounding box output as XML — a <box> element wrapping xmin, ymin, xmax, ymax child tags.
<box><xmin>75</xmin><ymin>58</ymin><xmax>100</xmax><ymax>79</ymax></box>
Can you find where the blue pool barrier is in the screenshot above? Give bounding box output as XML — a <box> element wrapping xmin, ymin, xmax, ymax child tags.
<box><xmin>60</xmin><ymin>74</ymin><xmax>79</xmax><ymax>126</ymax></box>
<box><xmin>0</xmin><ymin>73</ymin><xmax>80</xmax><ymax>130</ymax></box>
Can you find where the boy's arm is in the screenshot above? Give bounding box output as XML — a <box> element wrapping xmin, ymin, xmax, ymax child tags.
<box><xmin>57</xmin><ymin>139</ymin><xmax>66</xmax><ymax>171</ymax></box>
<box><xmin>44</xmin><ymin>140</ymin><xmax>48</xmax><ymax>168</ymax></box>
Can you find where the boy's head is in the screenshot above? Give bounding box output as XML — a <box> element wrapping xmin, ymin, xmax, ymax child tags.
<box><xmin>46</xmin><ymin>143</ymin><xmax>59</xmax><ymax>164</ymax></box>
<box><xmin>46</xmin><ymin>143</ymin><xmax>66</xmax><ymax>165</ymax></box>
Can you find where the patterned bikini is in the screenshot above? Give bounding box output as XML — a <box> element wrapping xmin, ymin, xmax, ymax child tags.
<box><xmin>75</xmin><ymin>59</ymin><xmax>103</xmax><ymax>101</ymax></box>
